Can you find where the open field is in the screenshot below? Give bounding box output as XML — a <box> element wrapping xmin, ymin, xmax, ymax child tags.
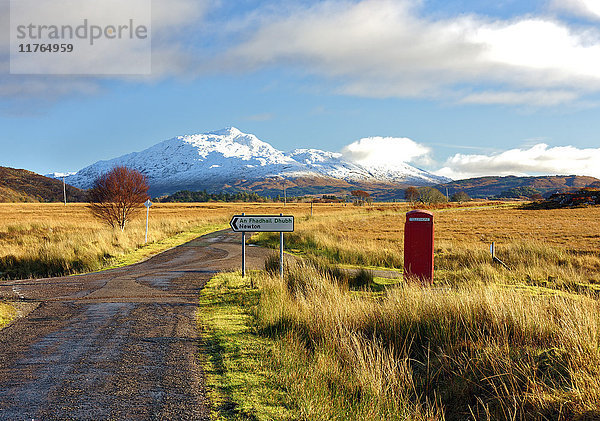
<box><xmin>254</xmin><ymin>203</ymin><xmax>600</xmax><ymax>290</ymax></box>
<box><xmin>199</xmin><ymin>202</ymin><xmax>600</xmax><ymax>420</ymax></box>
<box><xmin>5</xmin><ymin>201</ymin><xmax>600</xmax><ymax>418</ymax></box>
<box><xmin>0</xmin><ymin>202</ymin><xmax>354</xmax><ymax>280</ymax></box>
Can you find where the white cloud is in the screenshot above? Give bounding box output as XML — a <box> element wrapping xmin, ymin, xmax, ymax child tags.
<box><xmin>219</xmin><ymin>0</ymin><xmax>600</xmax><ymax>105</ymax></box>
<box><xmin>551</xmin><ymin>0</ymin><xmax>600</xmax><ymax>20</ymax></box>
<box><xmin>459</xmin><ymin>90</ymin><xmax>580</xmax><ymax>106</ymax></box>
<box><xmin>244</xmin><ymin>113</ymin><xmax>274</xmax><ymax>122</ymax></box>
<box><xmin>436</xmin><ymin>143</ymin><xmax>600</xmax><ymax>179</ymax></box>
<box><xmin>6</xmin><ymin>0</ymin><xmax>600</xmax><ymax>106</ymax></box>
<box><xmin>342</xmin><ymin>136</ymin><xmax>431</xmax><ymax>166</ymax></box>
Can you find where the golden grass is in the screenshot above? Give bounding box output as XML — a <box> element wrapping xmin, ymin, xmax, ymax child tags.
<box><xmin>254</xmin><ymin>259</ymin><xmax>600</xmax><ymax>420</ymax></box>
<box><xmin>261</xmin><ymin>203</ymin><xmax>600</xmax><ymax>259</ymax></box>
<box><xmin>0</xmin><ymin>202</ymin><xmax>363</xmax><ymax>279</ymax></box>
<box><xmin>254</xmin><ymin>203</ymin><xmax>600</xmax><ymax>292</ymax></box>
<box><xmin>223</xmin><ymin>203</ymin><xmax>600</xmax><ymax>419</ymax></box>
<box><xmin>0</xmin><ymin>301</ymin><xmax>17</xmax><ymax>329</ymax></box>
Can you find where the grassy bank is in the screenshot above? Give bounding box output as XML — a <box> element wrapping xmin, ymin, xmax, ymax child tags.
<box><xmin>201</xmin><ymin>260</ymin><xmax>600</xmax><ymax>420</ymax></box>
<box><xmin>197</xmin><ymin>272</ymin><xmax>293</xmax><ymax>420</ymax></box>
<box><xmin>260</xmin><ymin>260</ymin><xmax>600</xmax><ymax>419</ymax></box>
<box><xmin>205</xmin><ymin>204</ymin><xmax>600</xmax><ymax>419</ymax></box>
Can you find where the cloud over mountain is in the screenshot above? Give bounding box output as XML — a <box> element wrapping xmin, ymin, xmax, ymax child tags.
<box><xmin>436</xmin><ymin>144</ymin><xmax>600</xmax><ymax>180</ymax></box>
<box><xmin>342</xmin><ymin>136</ymin><xmax>432</xmax><ymax>167</ymax></box>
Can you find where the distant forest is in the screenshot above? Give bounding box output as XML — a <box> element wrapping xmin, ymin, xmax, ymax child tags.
<box><xmin>157</xmin><ymin>190</ymin><xmax>268</xmax><ymax>203</ymax></box>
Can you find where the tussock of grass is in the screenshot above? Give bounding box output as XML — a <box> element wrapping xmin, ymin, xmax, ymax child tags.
<box><xmin>265</xmin><ymin>252</ymin><xmax>374</xmax><ymax>290</ymax></box>
<box><xmin>256</xmin><ymin>260</ymin><xmax>600</xmax><ymax>420</ymax></box>
<box><xmin>201</xmin><ymin>204</ymin><xmax>600</xmax><ymax>419</ymax></box>
<box><xmin>0</xmin><ymin>302</ymin><xmax>17</xmax><ymax>329</ymax></box>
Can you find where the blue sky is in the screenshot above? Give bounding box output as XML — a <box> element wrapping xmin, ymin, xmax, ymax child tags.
<box><xmin>1</xmin><ymin>0</ymin><xmax>600</xmax><ymax>179</ymax></box>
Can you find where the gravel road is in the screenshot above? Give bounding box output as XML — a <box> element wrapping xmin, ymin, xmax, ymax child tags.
<box><xmin>0</xmin><ymin>229</ymin><xmax>269</xmax><ymax>420</ymax></box>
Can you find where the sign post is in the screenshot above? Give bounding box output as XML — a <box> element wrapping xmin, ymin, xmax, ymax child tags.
<box><xmin>230</xmin><ymin>214</ymin><xmax>294</xmax><ymax>278</ymax></box>
<box><xmin>241</xmin><ymin>213</ymin><xmax>246</xmax><ymax>277</ymax></box>
<box><xmin>279</xmin><ymin>214</ymin><xmax>284</xmax><ymax>279</ymax></box>
<box><xmin>144</xmin><ymin>199</ymin><xmax>152</xmax><ymax>243</ymax></box>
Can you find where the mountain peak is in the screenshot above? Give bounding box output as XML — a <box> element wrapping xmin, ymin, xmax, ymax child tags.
<box><xmin>208</xmin><ymin>127</ymin><xmax>243</xmax><ymax>137</ymax></box>
<box><xmin>57</xmin><ymin>128</ymin><xmax>449</xmax><ymax>196</ymax></box>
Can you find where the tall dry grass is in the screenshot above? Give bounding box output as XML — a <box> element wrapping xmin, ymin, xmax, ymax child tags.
<box><xmin>255</xmin><ymin>260</ymin><xmax>600</xmax><ymax>420</ymax></box>
<box><xmin>0</xmin><ymin>203</ymin><xmax>227</xmax><ymax>278</ymax></box>
<box><xmin>256</xmin><ymin>204</ymin><xmax>600</xmax><ymax>295</ymax></box>
<box><xmin>0</xmin><ymin>202</ymin><xmax>363</xmax><ymax>279</ymax></box>
<box><xmin>254</xmin><ymin>206</ymin><xmax>409</xmax><ymax>268</ymax></box>
<box><xmin>246</xmin><ymin>204</ymin><xmax>600</xmax><ymax>419</ymax></box>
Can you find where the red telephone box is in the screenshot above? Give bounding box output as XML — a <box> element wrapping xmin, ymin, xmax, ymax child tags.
<box><xmin>404</xmin><ymin>210</ymin><xmax>434</xmax><ymax>285</ymax></box>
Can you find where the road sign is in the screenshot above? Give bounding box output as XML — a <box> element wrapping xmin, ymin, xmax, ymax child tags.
<box><xmin>144</xmin><ymin>199</ymin><xmax>152</xmax><ymax>208</ymax></box>
<box><xmin>231</xmin><ymin>214</ymin><xmax>295</xmax><ymax>278</ymax></box>
<box><xmin>230</xmin><ymin>215</ymin><xmax>294</xmax><ymax>232</ymax></box>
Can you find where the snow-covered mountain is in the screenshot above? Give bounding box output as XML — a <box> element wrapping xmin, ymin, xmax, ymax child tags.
<box><xmin>59</xmin><ymin>127</ymin><xmax>449</xmax><ymax>196</ymax></box>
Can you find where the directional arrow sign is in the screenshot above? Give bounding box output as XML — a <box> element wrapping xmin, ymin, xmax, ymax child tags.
<box><xmin>230</xmin><ymin>215</ymin><xmax>294</xmax><ymax>232</ymax></box>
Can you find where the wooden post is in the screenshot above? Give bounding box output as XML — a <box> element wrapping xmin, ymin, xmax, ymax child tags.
<box><xmin>145</xmin><ymin>205</ymin><xmax>149</xmax><ymax>243</ymax></box>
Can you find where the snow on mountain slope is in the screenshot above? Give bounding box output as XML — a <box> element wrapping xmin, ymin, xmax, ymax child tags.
<box><xmin>65</xmin><ymin>128</ymin><xmax>309</xmax><ymax>190</ymax></box>
<box><xmin>285</xmin><ymin>148</ymin><xmax>448</xmax><ymax>184</ymax></box>
<box><xmin>285</xmin><ymin>149</ymin><xmax>373</xmax><ymax>180</ymax></box>
<box><xmin>61</xmin><ymin>127</ymin><xmax>449</xmax><ymax>195</ymax></box>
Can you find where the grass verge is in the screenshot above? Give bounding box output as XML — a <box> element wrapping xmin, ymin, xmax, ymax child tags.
<box><xmin>0</xmin><ymin>221</ymin><xmax>227</xmax><ymax>280</ymax></box>
<box><xmin>199</xmin><ymin>257</ymin><xmax>600</xmax><ymax>420</ymax></box>
<box><xmin>197</xmin><ymin>271</ymin><xmax>294</xmax><ymax>420</ymax></box>
<box><xmin>0</xmin><ymin>301</ymin><xmax>17</xmax><ymax>330</ymax></box>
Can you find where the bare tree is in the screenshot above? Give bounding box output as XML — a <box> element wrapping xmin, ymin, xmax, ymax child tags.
<box><xmin>88</xmin><ymin>166</ymin><xmax>149</xmax><ymax>231</ymax></box>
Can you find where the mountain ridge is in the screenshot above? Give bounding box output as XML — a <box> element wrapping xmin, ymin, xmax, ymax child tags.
<box><xmin>58</xmin><ymin>127</ymin><xmax>450</xmax><ymax>196</ymax></box>
<box><xmin>435</xmin><ymin>175</ymin><xmax>600</xmax><ymax>199</ymax></box>
<box><xmin>0</xmin><ymin>166</ymin><xmax>87</xmax><ymax>203</ymax></box>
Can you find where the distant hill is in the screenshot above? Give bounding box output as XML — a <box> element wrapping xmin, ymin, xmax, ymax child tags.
<box><xmin>524</xmin><ymin>189</ymin><xmax>600</xmax><ymax>209</ymax></box>
<box><xmin>436</xmin><ymin>175</ymin><xmax>600</xmax><ymax>199</ymax></box>
<box><xmin>0</xmin><ymin>167</ymin><xmax>87</xmax><ymax>203</ymax></box>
